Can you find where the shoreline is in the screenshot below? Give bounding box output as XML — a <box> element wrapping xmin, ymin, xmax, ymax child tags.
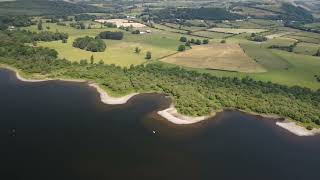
<box><xmin>276</xmin><ymin>121</ymin><xmax>320</xmax><ymax>136</ymax></box>
<box><xmin>1</xmin><ymin>66</ymin><xmax>319</xmax><ymax>136</ymax></box>
<box><xmin>89</xmin><ymin>84</ymin><xmax>139</xmax><ymax>105</ymax></box>
<box><xmin>157</xmin><ymin>106</ymin><xmax>215</xmax><ymax>125</ymax></box>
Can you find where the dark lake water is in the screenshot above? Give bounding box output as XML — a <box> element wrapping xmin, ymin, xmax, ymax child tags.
<box><xmin>1</xmin><ymin>69</ymin><xmax>320</xmax><ymax>180</ymax></box>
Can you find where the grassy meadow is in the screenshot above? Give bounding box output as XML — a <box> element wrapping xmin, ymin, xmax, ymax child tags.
<box><xmin>24</xmin><ymin>22</ymin><xmax>189</xmax><ymax>67</ymax></box>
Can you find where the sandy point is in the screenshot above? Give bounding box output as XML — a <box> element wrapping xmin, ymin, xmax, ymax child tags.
<box><xmin>89</xmin><ymin>84</ymin><xmax>139</xmax><ymax>105</ymax></box>
<box><xmin>157</xmin><ymin>106</ymin><xmax>214</xmax><ymax>125</ymax></box>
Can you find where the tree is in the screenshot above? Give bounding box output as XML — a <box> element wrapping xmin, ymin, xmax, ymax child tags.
<box><xmin>135</xmin><ymin>47</ymin><xmax>141</xmax><ymax>54</ymax></box>
<box><xmin>131</xmin><ymin>30</ymin><xmax>140</xmax><ymax>34</ymax></box>
<box><xmin>79</xmin><ymin>22</ymin><xmax>86</xmax><ymax>29</ymax></box>
<box><xmin>190</xmin><ymin>38</ymin><xmax>195</xmax><ymax>44</ymax></box>
<box><xmin>180</xmin><ymin>37</ymin><xmax>187</xmax><ymax>42</ymax></box>
<box><xmin>62</xmin><ymin>39</ymin><xmax>67</xmax><ymax>43</ymax></box>
<box><xmin>145</xmin><ymin>51</ymin><xmax>152</xmax><ymax>60</ymax></box>
<box><xmin>203</xmin><ymin>39</ymin><xmax>209</xmax><ymax>44</ymax></box>
<box><xmin>221</xmin><ymin>39</ymin><xmax>226</xmax><ymax>43</ymax></box>
<box><xmin>37</xmin><ymin>20</ymin><xmax>43</xmax><ymax>31</ymax></box>
<box><xmin>90</xmin><ymin>55</ymin><xmax>94</xmax><ymax>64</ymax></box>
<box><xmin>185</xmin><ymin>41</ymin><xmax>191</xmax><ymax>47</ymax></box>
<box><xmin>99</xmin><ymin>59</ymin><xmax>104</xmax><ymax>65</ymax></box>
<box><xmin>178</xmin><ymin>45</ymin><xmax>186</xmax><ymax>52</ymax></box>
<box><xmin>314</xmin><ymin>49</ymin><xmax>320</xmax><ymax>57</ymax></box>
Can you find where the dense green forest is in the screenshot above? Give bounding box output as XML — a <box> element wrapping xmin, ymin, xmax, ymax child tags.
<box><xmin>149</xmin><ymin>7</ymin><xmax>242</xmax><ymax>22</ymax></box>
<box><xmin>0</xmin><ymin>30</ymin><xmax>319</xmax><ymax>128</ymax></box>
<box><xmin>73</xmin><ymin>36</ymin><xmax>106</xmax><ymax>52</ymax></box>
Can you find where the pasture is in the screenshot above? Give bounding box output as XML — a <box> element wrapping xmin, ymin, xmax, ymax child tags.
<box><xmin>161</xmin><ymin>43</ymin><xmax>266</xmax><ymax>73</ymax></box>
<box><xmin>24</xmin><ymin>22</ymin><xmax>186</xmax><ymax>67</ymax></box>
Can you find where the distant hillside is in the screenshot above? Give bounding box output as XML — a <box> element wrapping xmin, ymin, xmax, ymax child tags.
<box><xmin>0</xmin><ymin>0</ymin><xmax>105</xmax><ymax>15</ymax></box>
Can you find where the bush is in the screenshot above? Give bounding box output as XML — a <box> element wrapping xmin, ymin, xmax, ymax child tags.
<box><xmin>203</xmin><ymin>39</ymin><xmax>209</xmax><ymax>44</ymax></box>
<box><xmin>195</xmin><ymin>39</ymin><xmax>202</xmax><ymax>45</ymax></box>
<box><xmin>145</xmin><ymin>51</ymin><xmax>152</xmax><ymax>59</ymax></box>
<box><xmin>180</xmin><ymin>37</ymin><xmax>187</xmax><ymax>42</ymax></box>
<box><xmin>306</xmin><ymin>126</ymin><xmax>313</xmax><ymax>131</ymax></box>
<box><xmin>178</xmin><ymin>45</ymin><xmax>186</xmax><ymax>52</ymax></box>
<box><xmin>221</xmin><ymin>39</ymin><xmax>226</xmax><ymax>43</ymax></box>
<box><xmin>131</xmin><ymin>30</ymin><xmax>140</xmax><ymax>34</ymax></box>
<box><xmin>98</xmin><ymin>31</ymin><xmax>123</xmax><ymax>40</ymax></box>
<box><xmin>73</xmin><ymin>36</ymin><xmax>106</xmax><ymax>52</ymax></box>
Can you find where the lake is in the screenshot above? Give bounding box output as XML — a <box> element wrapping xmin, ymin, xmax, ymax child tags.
<box><xmin>1</xmin><ymin>69</ymin><xmax>320</xmax><ymax>180</ymax></box>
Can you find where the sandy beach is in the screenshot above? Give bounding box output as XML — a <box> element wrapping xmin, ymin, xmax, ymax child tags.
<box><xmin>157</xmin><ymin>106</ymin><xmax>213</xmax><ymax>125</ymax></box>
<box><xmin>276</xmin><ymin>121</ymin><xmax>320</xmax><ymax>136</ymax></box>
<box><xmin>89</xmin><ymin>84</ymin><xmax>139</xmax><ymax>105</ymax></box>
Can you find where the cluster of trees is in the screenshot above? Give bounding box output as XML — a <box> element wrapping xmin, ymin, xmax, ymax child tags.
<box><xmin>0</xmin><ymin>15</ymin><xmax>33</xmax><ymax>30</ymax></box>
<box><xmin>248</xmin><ymin>33</ymin><xmax>267</xmax><ymax>42</ymax></box>
<box><xmin>70</xmin><ymin>22</ymin><xmax>86</xmax><ymax>29</ymax></box>
<box><xmin>75</xmin><ymin>14</ymin><xmax>96</xmax><ymax>21</ymax></box>
<box><xmin>180</xmin><ymin>36</ymin><xmax>209</xmax><ymax>46</ymax></box>
<box><xmin>1</xmin><ymin>30</ymin><xmax>319</xmax><ymax>127</ymax></box>
<box><xmin>73</xmin><ymin>36</ymin><xmax>106</xmax><ymax>52</ymax></box>
<box><xmin>5</xmin><ymin>30</ymin><xmax>68</xmax><ymax>43</ymax></box>
<box><xmin>98</xmin><ymin>31</ymin><xmax>124</xmax><ymax>40</ymax></box>
<box><xmin>32</xmin><ymin>31</ymin><xmax>68</xmax><ymax>42</ymax></box>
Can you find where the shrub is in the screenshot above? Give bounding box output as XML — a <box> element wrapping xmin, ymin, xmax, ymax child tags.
<box><xmin>98</xmin><ymin>31</ymin><xmax>123</xmax><ymax>40</ymax></box>
<box><xmin>180</xmin><ymin>37</ymin><xmax>187</xmax><ymax>42</ymax></box>
<box><xmin>145</xmin><ymin>51</ymin><xmax>152</xmax><ymax>59</ymax></box>
<box><xmin>178</xmin><ymin>45</ymin><xmax>186</xmax><ymax>52</ymax></box>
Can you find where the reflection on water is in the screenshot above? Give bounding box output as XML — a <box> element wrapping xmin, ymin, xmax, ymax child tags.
<box><xmin>1</xmin><ymin>69</ymin><xmax>319</xmax><ymax>180</ymax></box>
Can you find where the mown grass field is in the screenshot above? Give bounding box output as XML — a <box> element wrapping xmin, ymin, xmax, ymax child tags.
<box><xmin>161</xmin><ymin>43</ymin><xmax>266</xmax><ymax>73</ymax></box>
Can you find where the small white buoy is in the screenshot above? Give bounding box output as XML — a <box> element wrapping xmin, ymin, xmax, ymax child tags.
<box><xmin>153</xmin><ymin>130</ymin><xmax>156</xmax><ymax>134</ymax></box>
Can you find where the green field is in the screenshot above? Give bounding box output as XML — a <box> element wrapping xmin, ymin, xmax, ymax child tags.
<box><xmin>24</xmin><ymin>22</ymin><xmax>189</xmax><ymax>67</ymax></box>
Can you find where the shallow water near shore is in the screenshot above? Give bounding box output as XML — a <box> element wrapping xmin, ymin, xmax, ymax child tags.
<box><xmin>1</xmin><ymin>69</ymin><xmax>320</xmax><ymax>180</ymax></box>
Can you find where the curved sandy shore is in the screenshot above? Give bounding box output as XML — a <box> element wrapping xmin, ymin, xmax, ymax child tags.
<box><xmin>89</xmin><ymin>84</ymin><xmax>139</xmax><ymax>105</ymax></box>
<box><xmin>2</xmin><ymin>67</ymin><xmax>137</xmax><ymax>105</ymax></box>
<box><xmin>157</xmin><ymin>106</ymin><xmax>213</xmax><ymax>125</ymax></box>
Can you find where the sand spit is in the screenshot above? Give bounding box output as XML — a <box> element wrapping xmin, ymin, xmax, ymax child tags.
<box><xmin>276</xmin><ymin>121</ymin><xmax>320</xmax><ymax>137</ymax></box>
<box><xmin>157</xmin><ymin>107</ymin><xmax>213</xmax><ymax>125</ymax></box>
<box><xmin>89</xmin><ymin>84</ymin><xmax>139</xmax><ymax>105</ymax></box>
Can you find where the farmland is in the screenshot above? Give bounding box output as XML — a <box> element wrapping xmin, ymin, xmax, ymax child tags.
<box><xmin>19</xmin><ymin>17</ymin><xmax>320</xmax><ymax>90</ymax></box>
<box><xmin>162</xmin><ymin>43</ymin><xmax>266</xmax><ymax>73</ymax></box>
